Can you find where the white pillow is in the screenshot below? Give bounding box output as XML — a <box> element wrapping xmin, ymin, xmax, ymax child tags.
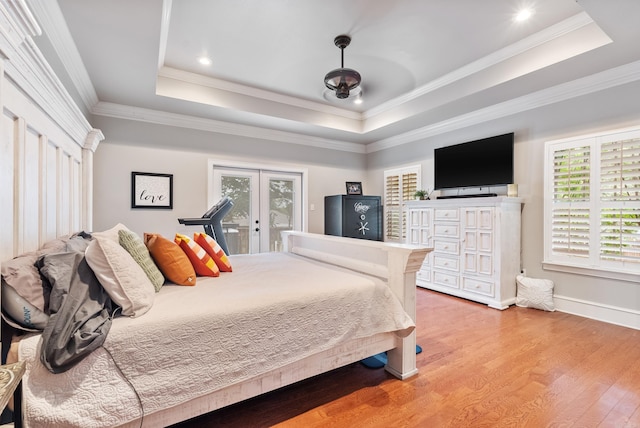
<box><xmin>92</xmin><ymin>223</ymin><xmax>130</xmax><ymax>242</ymax></box>
<box><xmin>85</xmin><ymin>236</ymin><xmax>155</xmax><ymax>317</ymax></box>
<box><xmin>516</xmin><ymin>274</ymin><xmax>555</xmax><ymax>312</ymax></box>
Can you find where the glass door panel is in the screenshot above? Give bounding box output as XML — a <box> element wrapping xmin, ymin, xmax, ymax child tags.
<box><xmin>214</xmin><ymin>169</ymin><xmax>260</xmax><ymax>254</ymax></box>
<box><xmin>213</xmin><ymin>167</ymin><xmax>302</xmax><ymax>254</ymax></box>
<box><xmin>262</xmin><ymin>172</ymin><xmax>301</xmax><ymax>252</ymax></box>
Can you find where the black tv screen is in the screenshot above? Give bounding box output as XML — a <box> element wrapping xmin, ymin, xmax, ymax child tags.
<box><xmin>434</xmin><ymin>133</ymin><xmax>514</xmax><ymax>190</ymax></box>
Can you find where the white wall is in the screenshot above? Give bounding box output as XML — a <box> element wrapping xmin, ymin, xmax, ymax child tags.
<box><xmin>366</xmin><ymin>79</ymin><xmax>640</xmax><ymax>328</ymax></box>
<box><xmin>92</xmin><ymin>116</ymin><xmax>368</xmax><ymax>239</ymax></box>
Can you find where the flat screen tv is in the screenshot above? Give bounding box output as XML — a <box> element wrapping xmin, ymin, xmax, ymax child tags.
<box><xmin>434</xmin><ymin>132</ymin><xmax>514</xmax><ymax>190</ymax></box>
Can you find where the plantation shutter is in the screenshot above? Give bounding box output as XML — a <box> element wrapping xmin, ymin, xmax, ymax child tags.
<box><xmin>599</xmin><ymin>136</ymin><xmax>640</xmax><ymax>266</ymax></box>
<box><xmin>384</xmin><ymin>166</ymin><xmax>420</xmax><ymax>242</ymax></box>
<box><xmin>550</xmin><ymin>145</ymin><xmax>591</xmax><ymax>258</ymax></box>
<box><xmin>544</xmin><ymin>126</ymin><xmax>640</xmax><ymax>280</ymax></box>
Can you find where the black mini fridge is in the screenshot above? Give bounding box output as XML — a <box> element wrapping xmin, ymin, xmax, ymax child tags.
<box><xmin>324</xmin><ymin>195</ymin><xmax>383</xmax><ymax>241</ymax></box>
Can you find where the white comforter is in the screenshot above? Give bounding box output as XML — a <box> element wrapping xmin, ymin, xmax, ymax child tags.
<box><xmin>19</xmin><ymin>252</ymin><xmax>414</xmax><ymax>427</ymax></box>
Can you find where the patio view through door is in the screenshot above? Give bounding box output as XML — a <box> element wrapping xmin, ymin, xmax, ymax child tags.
<box><xmin>212</xmin><ymin>166</ymin><xmax>302</xmax><ymax>254</ymax></box>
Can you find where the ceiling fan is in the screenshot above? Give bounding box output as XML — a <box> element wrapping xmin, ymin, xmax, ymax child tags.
<box><xmin>324</xmin><ymin>35</ymin><xmax>361</xmax><ymax>100</ymax></box>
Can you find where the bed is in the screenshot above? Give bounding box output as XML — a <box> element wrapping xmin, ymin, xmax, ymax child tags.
<box><xmin>0</xmin><ymin>3</ymin><xmax>430</xmax><ymax>426</ymax></box>
<box><xmin>5</xmin><ymin>230</ymin><xmax>429</xmax><ymax>427</ymax></box>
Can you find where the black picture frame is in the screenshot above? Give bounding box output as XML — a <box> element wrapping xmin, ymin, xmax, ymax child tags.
<box><xmin>346</xmin><ymin>181</ymin><xmax>362</xmax><ymax>195</ymax></box>
<box><xmin>131</xmin><ymin>172</ymin><xmax>173</xmax><ymax>209</ymax></box>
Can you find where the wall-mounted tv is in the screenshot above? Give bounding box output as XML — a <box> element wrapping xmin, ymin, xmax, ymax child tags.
<box><xmin>434</xmin><ymin>132</ymin><xmax>514</xmax><ymax>190</ymax></box>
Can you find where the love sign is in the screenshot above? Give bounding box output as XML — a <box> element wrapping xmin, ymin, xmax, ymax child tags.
<box><xmin>131</xmin><ymin>172</ymin><xmax>173</xmax><ymax>209</ymax></box>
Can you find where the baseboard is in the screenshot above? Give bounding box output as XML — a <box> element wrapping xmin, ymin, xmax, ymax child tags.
<box><xmin>553</xmin><ymin>295</ymin><xmax>640</xmax><ymax>330</ymax></box>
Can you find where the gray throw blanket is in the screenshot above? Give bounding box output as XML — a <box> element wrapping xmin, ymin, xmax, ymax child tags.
<box><xmin>36</xmin><ymin>251</ymin><xmax>114</xmax><ymax>373</ymax></box>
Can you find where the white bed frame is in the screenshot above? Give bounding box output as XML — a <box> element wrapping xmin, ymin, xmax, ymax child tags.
<box><xmin>120</xmin><ymin>232</ymin><xmax>429</xmax><ymax>427</ymax></box>
<box><xmin>0</xmin><ymin>2</ymin><xmax>430</xmax><ymax>426</ymax></box>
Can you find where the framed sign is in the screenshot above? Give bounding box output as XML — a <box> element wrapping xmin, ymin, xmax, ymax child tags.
<box><xmin>131</xmin><ymin>172</ymin><xmax>173</xmax><ymax>209</ymax></box>
<box><xmin>346</xmin><ymin>181</ymin><xmax>362</xmax><ymax>195</ymax></box>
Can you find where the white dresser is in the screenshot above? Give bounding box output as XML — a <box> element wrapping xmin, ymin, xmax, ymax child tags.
<box><xmin>405</xmin><ymin>197</ymin><xmax>522</xmax><ymax>309</ymax></box>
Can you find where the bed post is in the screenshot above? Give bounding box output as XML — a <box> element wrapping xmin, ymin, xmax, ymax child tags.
<box><xmin>281</xmin><ymin>231</ymin><xmax>431</xmax><ymax>379</ymax></box>
<box><xmin>383</xmin><ymin>245</ymin><xmax>428</xmax><ymax>379</ymax></box>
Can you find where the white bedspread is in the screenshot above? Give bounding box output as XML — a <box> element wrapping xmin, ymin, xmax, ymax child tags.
<box><xmin>19</xmin><ymin>252</ymin><xmax>415</xmax><ymax>427</ymax></box>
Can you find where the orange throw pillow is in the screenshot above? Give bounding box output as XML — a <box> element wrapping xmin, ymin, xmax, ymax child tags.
<box><xmin>175</xmin><ymin>233</ymin><xmax>220</xmax><ymax>277</ymax></box>
<box><xmin>194</xmin><ymin>233</ymin><xmax>233</xmax><ymax>272</ymax></box>
<box><xmin>144</xmin><ymin>233</ymin><xmax>196</xmax><ymax>286</ymax></box>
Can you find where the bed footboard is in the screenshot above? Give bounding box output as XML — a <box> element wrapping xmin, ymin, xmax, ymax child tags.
<box><xmin>281</xmin><ymin>231</ymin><xmax>431</xmax><ymax>379</ymax></box>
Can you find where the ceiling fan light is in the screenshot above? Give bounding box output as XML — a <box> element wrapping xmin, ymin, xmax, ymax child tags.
<box><xmin>324</xmin><ymin>68</ymin><xmax>362</xmax><ymax>96</ymax></box>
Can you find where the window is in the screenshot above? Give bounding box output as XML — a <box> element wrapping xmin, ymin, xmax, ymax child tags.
<box><xmin>543</xmin><ymin>127</ymin><xmax>640</xmax><ymax>282</ymax></box>
<box><xmin>384</xmin><ymin>165</ymin><xmax>421</xmax><ymax>242</ymax></box>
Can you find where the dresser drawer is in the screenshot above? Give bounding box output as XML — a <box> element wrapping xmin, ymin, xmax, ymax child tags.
<box><xmin>433</xmin><ymin>254</ymin><xmax>459</xmax><ymax>271</ymax></box>
<box><xmin>433</xmin><ymin>270</ymin><xmax>459</xmax><ymax>289</ymax></box>
<box><xmin>433</xmin><ymin>239</ymin><xmax>458</xmax><ymax>255</ymax></box>
<box><xmin>433</xmin><ymin>223</ymin><xmax>459</xmax><ymax>238</ymax></box>
<box><xmin>462</xmin><ymin>277</ymin><xmax>494</xmax><ymax>297</ymax></box>
<box><xmin>434</xmin><ymin>208</ymin><xmax>459</xmax><ymax>221</ymax></box>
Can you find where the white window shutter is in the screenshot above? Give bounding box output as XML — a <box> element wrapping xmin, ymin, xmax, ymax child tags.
<box><xmin>384</xmin><ymin>166</ymin><xmax>420</xmax><ymax>242</ymax></box>
<box><xmin>599</xmin><ymin>137</ymin><xmax>640</xmax><ymax>266</ymax></box>
<box><xmin>544</xmin><ymin>127</ymin><xmax>640</xmax><ymax>280</ymax></box>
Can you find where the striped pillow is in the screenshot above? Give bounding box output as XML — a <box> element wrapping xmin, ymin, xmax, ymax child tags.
<box><xmin>175</xmin><ymin>233</ymin><xmax>220</xmax><ymax>277</ymax></box>
<box><xmin>194</xmin><ymin>233</ymin><xmax>233</xmax><ymax>272</ymax></box>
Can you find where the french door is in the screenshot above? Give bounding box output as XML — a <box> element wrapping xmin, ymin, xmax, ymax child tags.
<box><xmin>212</xmin><ymin>166</ymin><xmax>302</xmax><ymax>254</ymax></box>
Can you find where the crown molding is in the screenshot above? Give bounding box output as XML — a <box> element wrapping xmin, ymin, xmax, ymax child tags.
<box><xmin>0</xmin><ymin>0</ymin><xmax>96</xmax><ymax>147</ymax></box>
<box><xmin>366</xmin><ymin>59</ymin><xmax>640</xmax><ymax>153</ymax></box>
<box><xmin>27</xmin><ymin>0</ymin><xmax>99</xmax><ymax>112</ymax></box>
<box><xmin>364</xmin><ymin>12</ymin><xmax>598</xmax><ymax>120</ymax></box>
<box><xmin>91</xmin><ymin>101</ymin><xmax>366</xmax><ymax>154</ymax></box>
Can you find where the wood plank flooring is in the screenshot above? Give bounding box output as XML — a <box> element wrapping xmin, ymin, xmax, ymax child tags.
<box><xmin>172</xmin><ymin>289</ymin><xmax>640</xmax><ymax>428</ymax></box>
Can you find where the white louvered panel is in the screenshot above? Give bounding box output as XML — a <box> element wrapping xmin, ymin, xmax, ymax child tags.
<box><xmin>600</xmin><ymin>138</ymin><xmax>640</xmax><ymax>201</ymax></box>
<box><xmin>551</xmin><ymin>204</ymin><xmax>590</xmax><ymax>256</ymax></box>
<box><xmin>552</xmin><ymin>146</ymin><xmax>590</xmax><ymax>202</ymax></box>
<box><xmin>600</xmin><ymin>207</ymin><xmax>640</xmax><ymax>263</ymax></box>
<box><xmin>384</xmin><ymin>171</ymin><xmax>418</xmax><ymax>241</ymax></box>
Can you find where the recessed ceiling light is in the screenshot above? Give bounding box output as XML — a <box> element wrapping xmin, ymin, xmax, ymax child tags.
<box><xmin>198</xmin><ymin>56</ymin><xmax>212</xmax><ymax>66</ymax></box>
<box><xmin>515</xmin><ymin>8</ymin><xmax>533</xmax><ymax>22</ymax></box>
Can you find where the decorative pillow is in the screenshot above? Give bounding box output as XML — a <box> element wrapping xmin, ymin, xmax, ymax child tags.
<box><xmin>194</xmin><ymin>232</ymin><xmax>233</xmax><ymax>272</ymax></box>
<box><xmin>0</xmin><ymin>234</ymin><xmax>73</xmax><ymax>317</ymax></box>
<box><xmin>175</xmin><ymin>233</ymin><xmax>220</xmax><ymax>277</ymax></box>
<box><xmin>85</xmin><ymin>236</ymin><xmax>155</xmax><ymax>317</ymax></box>
<box><xmin>515</xmin><ymin>274</ymin><xmax>555</xmax><ymax>312</ymax></box>
<box><xmin>144</xmin><ymin>233</ymin><xmax>196</xmax><ymax>286</ymax></box>
<box><xmin>119</xmin><ymin>230</ymin><xmax>165</xmax><ymax>292</ymax></box>
<box><xmin>92</xmin><ymin>223</ymin><xmax>131</xmax><ymax>242</ymax></box>
<box><xmin>1</xmin><ymin>278</ymin><xmax>49</xmax><ymax>331</ymax></box>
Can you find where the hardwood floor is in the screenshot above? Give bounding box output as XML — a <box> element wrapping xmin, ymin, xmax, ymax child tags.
<box><xmin>172</xmin><ymin>289</ymin><xmax>640</xmax><ymax>428</ymax></box>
